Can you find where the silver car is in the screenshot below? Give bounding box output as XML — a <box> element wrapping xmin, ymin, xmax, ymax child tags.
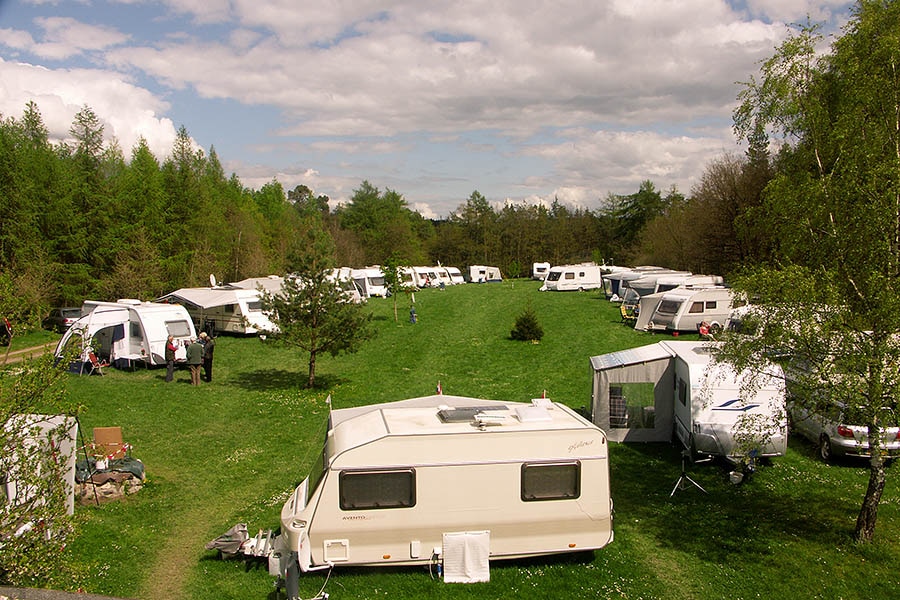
<box><xmin>789</xmin><ymin>401</ymin><xmax>900</xmax><ymax>461</ymax></box>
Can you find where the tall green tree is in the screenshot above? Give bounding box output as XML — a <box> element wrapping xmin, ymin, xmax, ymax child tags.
<box><xmin>259</xmin><ymin>214</ymin><xmax>373</xmax><ymax>388</ymax></box>
<box><xmin>726</xmin><ymin>1</ymin><xmax>900</xmax><ymax>542</ymax></box>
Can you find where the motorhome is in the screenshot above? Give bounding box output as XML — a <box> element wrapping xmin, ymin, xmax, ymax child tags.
<box><xmin>647</xmin><ymin>286</ymin><xmax>740</xmax><ymax>333</ymax></box>
<box><xmin>157</xmin><ymin>287</ymin><xmax>276</xmax><ymax>335</ymax></box>
<box><xmin>56</xmin><ymin>300</ymin><xmax>196</xmax><ymax>368</ymax></box>
<box><xmin>532</xmin><ymin>262</ymin><xmax>551</xmax><ymax>280</ymax></box>
<box><xmin>468</xmin><ymin>265</ymin><xmax>502</xmax><ymax>283</ymax></box>
<box><xmin>589</xmin><ymin>341</ymin><xmax>787</xmax><ymax>460</ymax></box>
<box><xmin>540</xmin><ymin>264</ymin><xmax>604</xmax><ymax>292</ymax></box>
<box><xmin>351</xmin><ymin>267</ymin><xmax>388</xmax><ymax>298</ymax></box>
<box><xmin>268</xmin><ymin>394</ymin><xmax>613</xmax><ymax>590</ymax></box>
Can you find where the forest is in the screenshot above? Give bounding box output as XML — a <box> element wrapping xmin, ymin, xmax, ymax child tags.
<box><xmin>1</xmin><ymin>100</ymin><xmax>774</xmax><ymax>331</ymax></box>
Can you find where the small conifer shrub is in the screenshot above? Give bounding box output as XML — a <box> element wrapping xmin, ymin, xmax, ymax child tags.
<box><xmin>510</xmin><ymin>304</ymin><xmax>544</xmax><ymax>342</ymax></box>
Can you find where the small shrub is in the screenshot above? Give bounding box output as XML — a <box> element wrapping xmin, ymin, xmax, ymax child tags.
<box><xmin>510</xmin><ymin>305</ymin><xmax>544</xmax><ymax>342</ymax></box>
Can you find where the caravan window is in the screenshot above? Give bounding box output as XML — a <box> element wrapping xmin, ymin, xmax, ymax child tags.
<box><xmin>247</xmin><ymin>300</ymin><xmax>263</xmax><ymax>311</ymax></box>
<box><xmin>656</xmin><ymin>300</ymin><xmax>681</xmax><ymax>315</ymax></box>
<box><xmin>705</xmin><ymin>301</ymin><xmax>717</xmax><ymax>310</ymax></box>
<box><xmin>689</xmin><ymin>302</ymin><xmax>704</xmax><ymax>314</ymax></box>
<box><xmin>678</xmin><ymin>378</ymin><xmax>688</xmax><ymax>406</ymax></box>
<box><xmin>564</xmin><ymin>272</ymin><xmax>575</xmax><ymax>280</ymax></box>
<box><xmin>546</xmin><ymin>271</ymin><xmax>562</xmax><ymax>282</ymax></box>
<box><xmin>521</xmin><ymin>462</ymin><xmax>580</xmax><ymax>501</ymax></box>
<box><xmin>339</xmin><ymin>469</ymin><xmax>416</xmax><ymax>510</ymax></box>
<box><xmin>165</xmin><ymin>320</ymin><xmax>192</xmax><ymax>337</ymax></box>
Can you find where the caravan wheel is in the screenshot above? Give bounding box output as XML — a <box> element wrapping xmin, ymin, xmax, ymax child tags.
<box><xmin>709</xmin><ymin>322</ymin><xmax>723</xmax><ymax>335</ymax></box>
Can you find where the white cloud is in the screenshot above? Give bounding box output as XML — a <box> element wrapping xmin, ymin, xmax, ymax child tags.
<box><xmin>0</xmin><ymin>58</ymin><xmax>179</xmax><ymax>160</ymax></box>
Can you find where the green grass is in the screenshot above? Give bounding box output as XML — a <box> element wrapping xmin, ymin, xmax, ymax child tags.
<box><xmin>24</xmin><ymin>280</ymin><xmax>900</xmax><ymax>599</ymax></box>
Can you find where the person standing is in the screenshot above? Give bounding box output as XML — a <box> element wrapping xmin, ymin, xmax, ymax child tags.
<box><xmin>186</xmin><ymin>337</ymin><xmax>203</xmax><ymax>386</ymax></box>
<box><xmin>199</xmin><ymin>331</ymin><xmax>215</xmax><ymax>382</ymax></box>
<box><xmin>164</xmin><ymin>335</ymin><xmax>178</xmax><ymax>382</ymax></box>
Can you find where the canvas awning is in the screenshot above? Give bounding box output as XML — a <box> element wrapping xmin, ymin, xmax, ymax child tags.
<box><xmin>590</xmin><ymin>342</ymin><xmax>676</xmax><ymax>443</ymax></box>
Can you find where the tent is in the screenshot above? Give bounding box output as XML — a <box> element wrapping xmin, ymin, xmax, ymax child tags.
<box><xmin>589</xmin><ymin>343</ymin><xmax>675</xmax><ymax>443</ymax></box>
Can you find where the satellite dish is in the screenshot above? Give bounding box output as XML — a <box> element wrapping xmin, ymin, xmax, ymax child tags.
<box><xmin>209</xmin><ymin>274</ymin><xmax>217</xmax><ymax>287</ymax></box>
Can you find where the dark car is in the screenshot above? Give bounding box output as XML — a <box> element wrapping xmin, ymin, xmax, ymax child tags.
<box><xmin>42</xmin><ymin>307</ymin><xmax>81</xmax><ymax>333</ymax></box>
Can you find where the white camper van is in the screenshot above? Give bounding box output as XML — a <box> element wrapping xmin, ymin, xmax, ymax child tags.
<box><xmin>589</xmin><ymin>341</ymin><xmax>787</xmax><ymax>461</ymax></box>
<box><xmin>157</xmin><ymin>287</ymin><xmax>275</xmax><ymax>335</ymax></box>
<box><xmin>270</xmin><ymin>394</ymin><xmax>613</xmax><ymax>590</ymax></box>
<box><xmin>56</xmin><ymin>300</ymin><xmax>196</xmax><ymax>367</ymax></box>
<box><xmin>647</xmin><ymin>287</ymin><xmax>739</xmax><ymax>333</ymax></box>
<box><xmin>468</xmin><ymin>265</ymin><xmax>502</xmax><ymax>283</ymax></box>
<box><xmin>540</xmin><ymin>264</ymin><xmax>604</xmax><ymax>292</ymax></box>
<box><xmin>532</xmin><ymin>262</ymin><xmax>551</xmax><ymax>280</ymax></box>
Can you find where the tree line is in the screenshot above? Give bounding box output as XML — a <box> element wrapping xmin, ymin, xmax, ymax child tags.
<box><xmin>0</xmin><ymin>100</ymin><xmax>776</xmax><ymax>330</ymax></box>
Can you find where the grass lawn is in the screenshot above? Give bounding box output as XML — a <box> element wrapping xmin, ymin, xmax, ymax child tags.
<box><xmin>29</xmin><ymin>280</ymin><xmax>900</xmax><ymax>599</ymax></box>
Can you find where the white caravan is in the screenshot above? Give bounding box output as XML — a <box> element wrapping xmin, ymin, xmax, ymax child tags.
<box><xmin>412</xmin><ymin>266</ymin><xmax>441</xmax><ymax>288</ymax></box>
<box><xmin>653</xmin><ymin>274</ymin><xmax>724</xmax><ymax>294</ymax></box>
<box><xmin>56</xmin><ymin>300</ymin><xmax>196</xmax><ymax>367</ymax></box>
<box><xmin>269</xmin><ymin>394</ymin><xmax>613</xmax><ymax>591</ymax></box>
<box><xmin>328</xmin><ymin>268</ymin><xmax>365</xmax><ymax>304</ymax></box>
<box><xmin>445</xmin><ymin>266</ymin><xmax>466</xmax><ymax>285</ymax></box>
<box><xmin>157</xmin><ymin>287</ymin><xmax>276</xmax><ymax>335</ymax></box>
<box><xmin>622</xmin><ymin>270</ymin><xmax>692</xmax><ymax>300</ymax></box>
<box><xmin>532</xmin><ymin>262</ymin><xmax>551</xmax><ymax>280</ymax></box>
<box><xmin>668</xmin><ymin>341</ymin><xmax>787</xmax><ymax>459</ymax></box>
<box><xmin>468</xmin><ymin>265</ymin><xmax>502</xmax><ymax>283</ymax></box>
<box><xmin>540</xmin><ymin>264</ymin><xmax>605</xmax><ymax>292</ymax></box>
<box><xmin>351</xmin><ymin>267</ymin><xmax>388</xmax><ymax>298</ymax></box>
<box><xmin>647</xmin><ymin>287</ymin><xmax>740</xmax><ymax>333</ymax></box>
<box><xmin>602</xmin><ymin>266</ymin><xmax>667</xmax><ymax>300</ymax></box>
<box><xmin>589</xmin><ymin>341</ymin><xmax>787</xmax><ymax>461</ymax></box>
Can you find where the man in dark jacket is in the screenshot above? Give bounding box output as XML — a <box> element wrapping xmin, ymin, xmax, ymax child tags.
<box><xmin>165</xmin><ymin>335</ymin><xmax>178</xmax><ymax>382</ymax></box>
<box><xmin>199</xmin><ymin>331</ymin><xmax>215</xmax><ymax>382</ymax></box>
<box><xmin>186</xmin><ymin>338</ymin><xmax>203</xmax><ymax>386</ymax></box>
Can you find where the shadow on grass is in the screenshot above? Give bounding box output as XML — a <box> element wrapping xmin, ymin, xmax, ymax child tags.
<box><xmin>229</xmin><ymin>369</ymin><xmax>350</xmax><ymax>391</ymax></box>
<box><xmin>611</xmin><ymin>442</ymin><xmax>860</xmax><ymax>565</ymax></box>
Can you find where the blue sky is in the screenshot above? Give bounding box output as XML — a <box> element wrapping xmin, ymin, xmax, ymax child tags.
<box><xmin>0</xmin><ymin>0</ymin><xmax>852</xmax><ymax>217</ymax></box>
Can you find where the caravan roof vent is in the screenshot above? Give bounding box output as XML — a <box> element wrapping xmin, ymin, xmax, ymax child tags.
<box><xmin>437</xmin><ymin>406</ymin><xmax>506</xmax><ymax>423</ymax></box>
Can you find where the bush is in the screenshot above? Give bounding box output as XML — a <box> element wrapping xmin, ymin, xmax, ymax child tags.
<box><xmin>510</xmin><ymin>304</ymin><xmax>543</xmax><ymax>342</ymax></box>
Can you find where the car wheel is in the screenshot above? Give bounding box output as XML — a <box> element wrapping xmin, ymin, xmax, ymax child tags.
<box><xmin>818</xmin><ymin>435</ymin><xmax>833</xmax><ymax>462</ymax></box>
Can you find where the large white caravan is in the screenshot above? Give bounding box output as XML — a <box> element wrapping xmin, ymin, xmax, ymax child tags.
<box><xmin>589</xmin><ymin>341</ymin><xmax>787</xmax><ymax>460</ymax></box>
<box><xmin>157</xmin><ymin>287</ymin><xmax>276</xmax><ymax>335</ymax></box>
<box><xmin>269</xmin><ymin>394</ymin><xmax>613</xmax><ymax>591</ymax></box>
<box><xmin>56</xmin><ymin>300</ymin><xmax>196</xmax><ymax>367</ymax></box>
<box><xmin>653</xmin><ymin>274</ymin><xmax>724</xmax><ymax>294</ymax></box>
<box><xmin>622</xmin><ymin>270</ymin><xmax>692</xmax><ymax>299</ymax></box>
<box><xmin>602</xmin><ymin>266</ymin><xmax>666</xmax><ymax>300</ymax></box>
<box><xmin>532</xmin><ymin>262</ymin><xmax>551</xmax><ymax>280</ymax></box>
<box><xmin>444</xmin><ymin>266</ymin><xmax>465</xmax><ymax>285</ymax></box>
<box><xmin>540</xmin><ymin>264</ymin><xmax>604</xmax><ymax>292</ymax></box>
<box><xmin>668</xmin><ymin>341</ymin><xmax>787</xmax><ymax>459</ymax></box>
<box><xmin>351</xmin><ymin>267</ymin><xmax>388</xmax><ymax>298</ymax></box>
<box><xmin>468</xmin><ymin>265</ymin><xmax>502</xmax><ymax>283</ymax></box>
<box><xmin>647</xmin><ymin>287</ymin><xmax>740</xmax><ymax>333</ymax></box>
<box><xmin>412</xmin><ymin>266</ymin><xmax>441</xmax><ymax>288</ymax></box>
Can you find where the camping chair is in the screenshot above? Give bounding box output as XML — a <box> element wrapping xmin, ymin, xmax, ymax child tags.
<box><xmin>87</xmin><ymin>352</ymin><xmax>109</xmax><ymax>376</ymax></box>
<box><xmin>93</xmin><ymin>426</ymin><xmax>129</xmax><ymax>460</ymax></box>
<box><xmin>620</xmin><ymin>304</ymin><xmax>637</xmax><ymax>324</ymax></box>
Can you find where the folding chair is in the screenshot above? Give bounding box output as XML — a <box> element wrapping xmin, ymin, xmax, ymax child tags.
<box><xmin>88</xmin><ymin>352</ymin><xmax>109</xmax><ymax>375</ymax></box>
<box><xmin>93</xmin><ymin>426</ymin><xmax>129</xmax><ymax>460</ymax></box>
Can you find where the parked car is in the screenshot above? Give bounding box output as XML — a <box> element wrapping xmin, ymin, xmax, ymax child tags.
<box><xmin>789</xmin><ymin>400</ymin><xmax>900</xmax><ymax>461</ymax></box>
<box><xmin>42</xmin><ymin>307</ymin><xmax>81</xmax><ymax>333</ymax></box>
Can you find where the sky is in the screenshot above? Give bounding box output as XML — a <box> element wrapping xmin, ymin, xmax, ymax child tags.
<box><xmin>0</xmin><ymin>0</ymin><xmax>853</xmax><ymax>218</ymax></box>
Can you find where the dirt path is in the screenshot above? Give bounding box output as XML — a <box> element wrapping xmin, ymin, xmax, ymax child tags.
<box><xmin>1</xmin><ymin>341</ymin><xmax>57</xmax><ymax>365</ymax></box>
